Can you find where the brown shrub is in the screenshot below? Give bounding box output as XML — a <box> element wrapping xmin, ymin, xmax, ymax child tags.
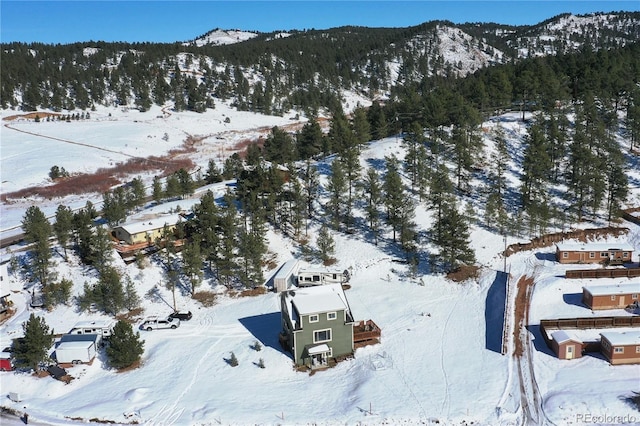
<box><xmin>193</xmin><ymin>290</ymin><xmax>217</xmax><ymax>307</ymax></box>
<box><xmin>1</xmin><ymin>154</ymin><xmax>195</xmax><ymax>202</ymax></box>
<box><xmin>239</xmin><ymin>286</ymin><xmax>267</xmax><ymax>297</ymax></box>
<box><xmin>116</xmin><ymin>307</ymin><xmax>144</xmax><ymax>323</ymax></box>
<box><xmin>446</xmin><ymin>265</ymin><xmax>480</xmax><ymax>282</ymax></box>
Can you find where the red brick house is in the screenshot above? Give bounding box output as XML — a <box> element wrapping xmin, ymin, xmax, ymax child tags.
<box><xmin>555</xmin><ymin>242</ymin><xmax>634</xmax><ymax>265</ymax></box>
<box><xmin>550</xmin><ymin>330</ymin><xmax>583</xmax><ymax>360</ymax></box>
<box><xmin>600</xmin><ymin>331</ymin><xmax>640</xmax><ymax>365</ymax></box>
<box><xmin>582</xmin><ymin>283</ymin><xmax>640</xmax><ymax>310</ymax></box>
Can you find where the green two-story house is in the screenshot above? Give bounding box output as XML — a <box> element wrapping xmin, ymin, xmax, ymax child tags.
<box><xmin>280</xmin><ymin>284</ymin><xmax>355</xmax><ymax>368</ymax></box>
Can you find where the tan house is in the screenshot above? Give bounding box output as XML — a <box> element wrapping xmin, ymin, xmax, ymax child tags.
<box><xmin>600</xmin><ymin>331</ymin><xmax>640</xmax><ymax>365</ymax></box>
<box><xmin>0</xmin><ymin>263</ymin><xmax>11</xmax><ymax>316</ymax></box>
<box><xmin>112</xmin><ymin>213</ymin><xmax>184</xmax><ymax>245</ymax></box>
<box><xmin>556</xmin><ymin>242</ymin><xmax>634</xmax><ymax>265</ymax></box>
<box><xmin>550</xmin><ymin>330</ymin><xmax>583</xmax><ymax>360</ymax></box>
<box><xmin>582</xmin><ymin>283</ymin><xmax>640</xmax><ymax>310</ymax></box>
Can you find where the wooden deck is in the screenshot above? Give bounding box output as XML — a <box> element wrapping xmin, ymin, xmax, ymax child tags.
<box><xmin>353</xmin><ymin>319</ymin><xmax>381</xmax><ymax>348</ymax></box>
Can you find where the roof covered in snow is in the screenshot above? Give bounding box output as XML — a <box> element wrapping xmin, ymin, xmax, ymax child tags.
<box><xmin>583</xmin><ymin>283</ymin><xmax>640</xmax><ymax>296</ymax></box>
<box><xmin>555</xmin><ymin>242</ymin><xmax>635</xmax><ymax>252</ymax></box>
<box><xmin>283</xmin><ymin>284</ymin><xmax>351</xmax><ymax>323</ymax></box>
<box><xmin>551</xmin><ymin>330</ymin><xmax>582</xmax><ymax>344</ymax></box>
<box><xmin>115</xmin><ymin>213</ymin><xmax>185</xmax><ymax>236</ymax></box>
<box><xmin>600</xmin><ymin>330</ymin><xmax>640</xmax><ymax>346</ymax></box>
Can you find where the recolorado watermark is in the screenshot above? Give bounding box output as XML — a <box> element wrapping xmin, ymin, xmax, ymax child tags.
<box><xmin>576</xmin><ymin>413</ymin><xmax>637</xmax><ymax>424</ymax></box>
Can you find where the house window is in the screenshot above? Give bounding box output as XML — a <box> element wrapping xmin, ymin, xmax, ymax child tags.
<box><xmin>589</xmin><ymin>252</ymin><xmax>595</xmax><ymax>259</ymax></box>
<box><xmin>632</xmin><ymin>294</ymin><xmax>638</xmax><ymax>300</ymax></box>
<box><xmin>614</xmin><ymin>347</ymin><xmax>624</xmax><ymax>354</ymax></box>
<box><xmin>600</xmin><ymin>252</ymin><xmax>608</xmax><ymax>258</ymax></box>
<box><xmin>309</xmin><ymin>314</ymin><xmax>319</xmax><ymax>323</ymax></box>
<box><xmin>623</xmin><ymin>252</ymin><xmax>629</xmax><ymax>258</ymax></box>
<box><xmin>327</xmin><ymin>312</ymin><xmax>337</xmax><ymax>321</ymax></box>
<box><xmin>313</xmin><ymin>329</ymin><xmax>332</xmax><ymax>343</ymax></box>
<box><xmin>636</xmin><ymin>346</ymin><xmax>640</xmax><ymax>353</ymax></box>
<box><xmin>611</xmin><ymin>295</ymin><xmax>617</xmax><ymax>301</ymax></box>
<box><xmin>562</xmin><ymin>252</ymin><xmax>568</xmax><ymax>259</ymax></box>
<box><xmin>602</xmin><ymin>340</ymin><xmax>609</xmax><ymax>350</ymax></box>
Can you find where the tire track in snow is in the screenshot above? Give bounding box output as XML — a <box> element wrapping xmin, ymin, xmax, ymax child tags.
<box><xmin>438</xmin><ymin>295</ymin><xmax>460</xmax><ymax>418</ymax></box>
<box><xmin>150</xmin><ymin>334</ymin><xmax>227</xmax><ymax>425</ymax></box>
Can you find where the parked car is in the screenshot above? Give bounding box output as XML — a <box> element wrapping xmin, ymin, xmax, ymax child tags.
<box><xmin>169</xmin><ymin>310</ymin><xmax>192</xmax><ymax>321</ymax></box>
<box><xmin>140</xmin><ymin>316</ymin><xmax>180</xmax><ymax>331</ymax></box>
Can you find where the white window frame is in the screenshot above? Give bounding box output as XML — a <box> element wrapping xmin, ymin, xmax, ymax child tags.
<box><xmin>589</xmin><ymin>252</ymin><xmax>595</xmax><ymax>259</ymax></box>
<box><xmin>636</xmin><ymin>346</ymin><xmax>640</xmax><ymax>354</ymax></box>
<box><xmin>632</xmin><ymin>294</ymin><xmax>638</xmax><ymax>300</ymax></box>
<box><xmin>611</xmin><ymin>295</ymin><xmax>617</xmax><ymax>301</ymax></box>
<box><xmin>614</xmin><ymin>347</ymin><xmax>624</xmax><ymax>354</ymax></box>
<box><xmin>313</xmin><ymin>328</ymin><xmax>332</xmax><ymax>343</ymax></box>
<box><xmin>309</xmin><ymin>314</ymin><xmax>319</xmax><ymax>323</ymax></box>
<box><xmin>327</xmin><ymin>312</ymin><xmax>337</xmax><ymax>321</ymax></box>
<box><xmin>623</xmin><ymin>252</ymin><xmax>629</xmax><ymax>258</ymax></box>
<box><xmin>600</xmin><ymin>252</ymin><xmax>609</xmax><ymax>258</ymax></box>
<box><xmin>562</xmin><ymin>252</ymin><xmax>568</xmax><ymax>259</ymax></box>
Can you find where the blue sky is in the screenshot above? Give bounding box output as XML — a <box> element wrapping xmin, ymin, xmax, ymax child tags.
<box><xmin>2</xmin><ymin>1</ymin><xmax>639</xmax><ymax>44</ymax></box>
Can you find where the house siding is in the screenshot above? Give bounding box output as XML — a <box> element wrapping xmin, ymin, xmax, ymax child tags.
<box><xmin>601</xmin><ymin>335</ymin><xmax>640</xmax><ymax>365</ymax></box>
<box><xmin>293</xmin><ymin>309</ymin><xmax>353</xmax><ymax>366</ymax></box>
<box><xmin>556</xmin><ymin>248</ymin><xmax>633</xmax><ymax>264</ymax></box>
<box><xmin>584</xmin><ymin>292</ymin><xmax>638</xmax><ymax>310</ymax></box>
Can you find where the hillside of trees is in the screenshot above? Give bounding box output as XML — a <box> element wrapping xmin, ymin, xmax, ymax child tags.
<box><xmin>7</xmin><ymin>12</ymin><xmax>640</xmax><ymax>310</ymax></box>
<box><xmin>2</xmin><ymin>12</ymin><xmax>639</xmax><ymax>115</ymax></box>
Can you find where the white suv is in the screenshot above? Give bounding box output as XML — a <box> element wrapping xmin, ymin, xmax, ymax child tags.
<box><xmin>141</xmin><ymin>316</ymin><xmax>180</xmax><ymax>331</ymax></box>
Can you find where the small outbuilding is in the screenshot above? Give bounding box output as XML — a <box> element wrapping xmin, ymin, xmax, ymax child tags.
<box><xmin>550</xmin><ymin>330</ymin><xmax>583</xmax><ymax>360</ymax></box>
<box><xmin>600</xmin><ymin>330</ymin><xmax>640</xmax><ymax>365</ymax></box>
<box><xmin>555</xmin><ymin>242</ymin><xmax>634</xmax><ymax>265</ymax></box>
<box><xmin>582</xmin><ymin>283</ymin><xmax>640</xmax><ymax>310</ymax></box>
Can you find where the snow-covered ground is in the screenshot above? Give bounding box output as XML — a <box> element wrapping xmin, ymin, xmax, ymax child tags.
<box><xmin>1</xmin><ymin>102</ymin><xmax>640</xmax><ymax>425</ymax></box>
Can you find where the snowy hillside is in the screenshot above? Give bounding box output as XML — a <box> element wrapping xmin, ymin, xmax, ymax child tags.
<box><xmin>184</xmin><ymin>29</ymin><xmax>259</xmax><ymax>47</ymax></box>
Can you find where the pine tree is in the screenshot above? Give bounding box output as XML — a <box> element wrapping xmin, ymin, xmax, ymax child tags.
<box><xmin>351</xmin><ymin>107</ymin><xmax>371</xmax><ymax>146</ymax></box>
<box><xmin>432</xmin><ymin>200</ymin><xmax>476</xmax><ymax>273</ymax></box>
<box><xmin>301</xmin><ymin>160</ymin><xmax>319</xmax><ymax>231</ymax></box>
<box><xmin>297</xmin><ymin>119</ymin><xmax>324</xmax><ymax>160</ymax></box>
<box><xmin>123</xmin><ymin>276</ymin><xmax>141</xmax><ymax>311</ymax></box>
<box><xmin>106</xmin><ymin>320</ymin><xmax>144</xmax><ymax>369</ymax></box>
<box><xmin>326</xmin><ymin>160</ymin><xmax>346</xmax><ymax>230</ymax></box>
<box><xmin>128</xmin><ymin>177</ymin><xmax>146</xmax><ymax>211</ymax></box>
<box><xmin>182</xmin><ymin>239</ymin><xmax>203</xmax><ymax>295</ymax></box>
<box><xmin>43</xmin><ymin>278</ymin><xmax>72</xmax><ymax>308</ymax></box>
<box><xmin>152</xmin><ymin>175</ymin><xmax>164</xmax><ymax>204</ymax></box>
<box><xmin>204</xmin><ymin>159</ymin><xmax>223</xmax><ymax>184</ymax></box>
<box><xmin>22</xmin><ymin>206</ymin><xmax>54</xmax><ymax>286</ymax></box>
<box><xmin>88</xmin><ymin>226</ymin><xmax>114</xmax><ymax>271</ymax></box>
<box><xmin>361</xmin><ymin>167</ymin><xmax>382</xmax><ymax>245</ymax></box>
<box><xmin>54</xmin><ymin>204</ymin><xmax>74</xmax><ymax>261</ymax></box>
<box><xmin>316</xmin><ymin>224</ymin><xmax>335</xmax><ymax>263</ymax></box>
<box><xmin>383</xmin><ymin>155</ymin><xmax>404</xmax><ymax>242</ymax></box>
<box><xmin>13</xmin><ymin>313</ymin><xmax>54</xmax><ymax>370</ymax></box>
<box><xmin>229</xmin><ymin>351</ymin><xmax>238</xmax><ymax>367</ymax></box>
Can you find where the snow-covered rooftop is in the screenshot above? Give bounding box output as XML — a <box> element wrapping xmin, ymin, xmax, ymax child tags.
<box><xmin>285</xmin><ymin>284</ymin><xmax>350</xmax><ymax>317</ymax></box>
<box><xmin>556</xmin><ymin>241</ymin><xmax>635</xmax><ymax>252</ymax></box>
<box><xmin>600</xmin><ymin>330</ymin><xmax>640</xmax><ymax>346</ymax></box>
<box><xmin>116</xmin><ymin>213</ymin><xmax>184</xmax><ymax>236</ymax></box>
<box><xmin>583</xmin><ymin>283</ymin><xmax>640</xmax><ymax>296</ymax></box>
<box><xmin>551</xmin><ymin>330</ymin><xmax>581</xmax><ymax>344</ymax></box>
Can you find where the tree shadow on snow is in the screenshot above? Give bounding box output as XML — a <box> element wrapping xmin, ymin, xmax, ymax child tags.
<box><xmin>485</xmin><ymin>270</ymin><xmax>507</xmax><ymax>353</ymax></box>
<box><xmin>238</xmin><ymin>312</ymin><xmax>290</xmax><ymax>358</ymax></box>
